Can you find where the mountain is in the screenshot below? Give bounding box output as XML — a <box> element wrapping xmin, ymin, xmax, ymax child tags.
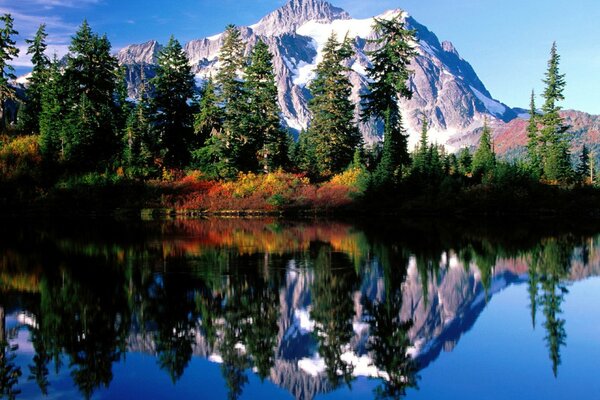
<box><xmin>116</xmin><ymin>0</ymin><xmax>517</xmax><ymax>149</ymax></box>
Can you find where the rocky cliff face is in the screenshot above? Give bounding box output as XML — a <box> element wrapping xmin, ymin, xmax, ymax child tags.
<box><xmin>116</xmin><ymin>0</ymin><xmax>516</xmax><ymax>149</ymax></box>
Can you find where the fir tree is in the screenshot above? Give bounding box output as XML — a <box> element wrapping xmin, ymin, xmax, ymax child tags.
<box><xmin>576</xmin><ymin>144</ymin><xmax>590</xmax><ymax>183</ymax></box>
<box><xmin>412</xmin><ymin>117</ymin><xmax>430</xmax><ymax>175</ymax></box>
<box><xmin>360</xmin><ymin>16</ymin><xmax>417</xmax><ymax>186</ymax></box>
<box><xmin>526</xmin><ymin>89</ymin><xmax>541</xmax><ymax>176</ymax></box>
<box><xmin>150</xmin><ymin>35</ymin><xmax>195</xmax><ymax>169</ymax></box>
<box><xmin>39</xmin><ymin>56</ymin><xmax>66</xmax><ymax>163</ymax></box>
<box><xmin>213</xmin><ymin>24</ymin><xmax>247</xmax><ymax>176</ymax></box>
<box><xmin>308</xmin><ymin>33</ymin><xmax>361</xmax><ymax>177</ymax></box>
<box><xmin>61</xmin><ymin>20</ymin><xmax>120</xmax><ymax>169</ymax></box>
<box><xmin>0</xmin><ymin>14</ymin><xmax>19</xmax><ymax>132</ymax></box>
<box><xmin>194</xmin><ymin>77</ymin><xmax>223</xmax><ymax>148</ymax></box>
<box><xmin>472</xmin><ymin>120</ymin><xmax>496</xmax><ymax>180</ymax></box>
<box><xmin>244</xmin><ymin>39</ymin><xmax>288</xmax><ymax>172</ymax></box>
<box><xmin>123</xmin><ymin>65</ymin><xmax>153</xmax><ymax>176</ymax></box>
<box><xmin>540</xmin><ymin>42</ymin><xmax>571</xmax><ymax>182</ymax></box>
<box><xmin>19</xmin><ymin>24</ymin><xmax>49</xmax><ymax>134</ymax></box>
<box><xmin>457</xmin><ymin>147</ymin><xmax>472</xmax><ymax>176</ymax></box>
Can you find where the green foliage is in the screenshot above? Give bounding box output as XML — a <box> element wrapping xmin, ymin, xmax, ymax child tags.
<box><xmin>39</xmin><ymin>57</ymin><xmax>65</xmax><ymax>163</ymax></box>
<box><xmin>194</xmin><ymin>77</ymin><xmax>223</xmax><ymax>148</ymax></box>
<box><xmin>576</xmin><ymin>144</ymin><xmax>590</xmax><ymax>182</ymax></box>
<box><xmin>18</xmin><ymin>24</ymin><xmax>49</xmax><ymax>134</ymax></box>
<box><xmin>150</xmin><ymin>36</ymin><xmax>195</xmax><ymax>168</ymax></box>
<box><xmin>0</xmin><ymin>13</ymin><xmax>19</xmax><ymax>132</ymax></box>
<box><xmin>539</xmin><ymin>43</ymin><xmax>572</xmax><ymax>182</ymax></box>
<box><xmin>244</xmin><ymin>39</ymin><xmax>288</xmax><ymax>172</ymax></box>
<box><xmin>45</xmin><ymin>20</ymin><xmax>123</xmax><ymax>170</ymax></box>
<box><xmin>361</xmin><ymin>16</ymin><xmax>417</xmax><ymax>186</ymax></box>
<box><xmin>307</xmin><ymin>33</ymin><xmax>361</xmax><ymax>177</ymax></box>
<box><xmin>526</xmin><ymin>90</ymin><xmax>541</xmax><ymax>177</ymax></box>
<box><xmin>457</xmin><ymin>147</ymin><xmax>472</xmax><ymax>176</ymax></box>
<box><xmin>472</xmin><ymin>121</ymin><xmax>496</xmax><ymax>181</ymax></box>
<box><xmin>212</xmin><ymin>24</ymin><xmax>248</xmax><ymax>175</ymax></box>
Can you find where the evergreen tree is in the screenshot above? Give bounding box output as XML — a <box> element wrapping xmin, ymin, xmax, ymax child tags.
<box><xmin>576</xmin><ymin>144</ymin><xmax>590</xmax><ymax>183</ymax></box>
<box><xmin>39</xmin><ymin>57</ymin><xmax>66</xmax><ymax>163</ymax></box>
<box><xmin>194</xmin><ymin>77</ymin><xmax>223</xmax><ymax>148</ymax></box>
<box><xmin>293</xmin><ymin>129</ymin><xmax>319</xmax><ymax>178</ymax></box>
<box><xmin>123</xmin><ymin>66</ymin><xmax>154</xmax><ymax>176</ymax></box>
<box><xmin>61</xmin><ymin>20</ymin><xmax>120</xmax><ymax>169</ymax></box>
<box><xmin>0</xmin><ymin>14</ymin><xmax>19</xmax><ymax>132</ymax></box>
<box><xmin>19</xmin><ymin>24</ymin><xmax>50</xmax><ymax>134</ymax></box>
<box><xmin>457</xmin><ymin>147</ymin><xmax>472</xmax><ymax>176</ymax></box>
<box><xmin>308</xmin><ymin>33</ymin><xmax>360</xmax><ymax>177</ymax></box>
<box><xmin>412</xmin><ymin>117</ymin><xmax>430</xmax><ymax>175</ymax></box>
<box><xmin>361</xmin><ymin>16</ymin><xmax>417</xmax><ymax>186</ymax></box>
<box><xmin>472</xmin><ymin>120</ymin><xmax>496</xmax><ymax>180</ymax></box>
<box><xmin>212</xmin><ymin>24</ymin><xmax>247</xmax><ymax>176</ymax></box>
<box><xmin>526</xmin><ymin>89</ymin><xmax>541</xmax><ymax>176</ymax></box>
<box><xmin>244</xmin><ymin>39</ymin><xmax>288</xmax><ymax>172</ymax></box>
<box><xmin>150</xmin><ymin>35</ymin><xmax>195</xmax><ymax>169</ymax></box>
<box><xmin>540</xmin><ymin>42</ymin><xmax>571</xmax><ymax>182</ymax></box>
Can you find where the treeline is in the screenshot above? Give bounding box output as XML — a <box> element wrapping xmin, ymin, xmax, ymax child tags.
<box><xmin>0</xmin><ymin>13</ymin><xmax>595</xmax><ymax>213</ymax></box>
<box><xmin>0</xmin><ymin>15</ymin><xmax>412</xmax><ymax>183</ymax></box>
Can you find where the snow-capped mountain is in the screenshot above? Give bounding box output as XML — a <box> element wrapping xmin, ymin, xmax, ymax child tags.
<box><xmin>116</xmin><ymin>0</ymin><xmax>517</xmax><ymax>149</ymax></box>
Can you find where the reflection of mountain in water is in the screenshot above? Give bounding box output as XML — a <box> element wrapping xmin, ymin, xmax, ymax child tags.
<box><xmin>1</xmin><ymin>219</ymin><xmax>599</xmax><ymax>399</ymax></box>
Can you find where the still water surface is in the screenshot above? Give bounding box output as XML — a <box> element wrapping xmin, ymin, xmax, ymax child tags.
<box><xmin>1</xmin><ymin>218</ymin><xmax>599</xmax><ymax>399</ymax></box>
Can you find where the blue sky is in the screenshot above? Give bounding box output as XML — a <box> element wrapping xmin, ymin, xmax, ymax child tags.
<box><xmin>4</xmin><ymin>0</ymin><xmax>600</xmax><ymax>114</ymax></box>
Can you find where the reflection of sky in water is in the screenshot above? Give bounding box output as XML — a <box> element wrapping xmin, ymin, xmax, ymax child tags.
<box><xmin>6</xmin><ymin>277</ymin><xmax>600</xmax><ymax>399</ymax></box>
<box><xmin>1</xmin><ymin>219</ymin><xmax>600</xmax><ymax>399</ymax></box>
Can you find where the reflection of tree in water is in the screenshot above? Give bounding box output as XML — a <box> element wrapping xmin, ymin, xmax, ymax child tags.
<box><xmin>28</xmin><ymin>328</ymin><xmax>50</xmax><ymax>395</ymax></box>
<box><xmin>310</xmin><ymin>244</ymin><xmax>359</xmax><ymax>388</ymax></box>
<box><xmin>2</xmin><ymin>219</ymin><xmax>600</xmax><ymax>398</ymax></box>
<box><xmin>146</xmin><ymin>272</ymin><xmax>198</xmax><ymax>383</ymax></box>
<box><xmin>363</xmin><ymin>243</ymin><xmax>418</xmax><ymax>399</ymax></box>
<box><xmin>36</xmin><ymin>260</ymin><xmax>130</xmax><ymax>399</ymax></box>
<box><xmin>0</xmin><ymin>340</ymin><xmax>21</xmax><ymax>400</ymax></box>
<box><xmin>528</xmin><ymin>238</ymin><xmax>572</xmax><ymax>377</ymax></box>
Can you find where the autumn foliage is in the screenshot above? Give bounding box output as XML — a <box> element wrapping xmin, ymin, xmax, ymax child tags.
<box><xmin>161</xmin><ymin>169</ymin><xmax>359</xmax><ymax>212</ymax></box>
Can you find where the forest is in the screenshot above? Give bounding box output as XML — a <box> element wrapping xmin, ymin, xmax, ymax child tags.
<box><xmin>0</xmin><ymin>13</ymin><xmax>598</xmax><ymax>216</ymax></box>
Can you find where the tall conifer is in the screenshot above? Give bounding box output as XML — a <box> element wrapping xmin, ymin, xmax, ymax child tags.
<box><xmin>19</xmin><ymin>24</ymin><xmax>49</xmax><ymax>134</ymax></box>
<box><xmin>361</xmin><ymin>16</ymin><xmax>417</xmax><ymax>185</ymax></box>
<box><xmin>0</xmin><ymin>14</ymin><xmax>19</xmax><ymax>131</ymax></box>
<box><xmin>308</xmin><ymin>33</ymin><xmax>360</xmax><ymax>176</ymax></box>
<box><xmin>150</xmin><ymin>35</ymin><xmax>195</xmax><ymax>169</ymax></box>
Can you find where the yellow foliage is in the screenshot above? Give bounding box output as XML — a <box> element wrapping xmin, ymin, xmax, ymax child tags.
<box><xmin>330</xmin><ymin>167</ymin><xmax>363</xmax><ymax>188</ymax></box>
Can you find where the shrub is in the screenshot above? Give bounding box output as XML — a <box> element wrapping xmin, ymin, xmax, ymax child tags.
<box><xmin>0</xmin><ymin>135</ymin><xmax>42</xmax><ymax>181</ymax></box>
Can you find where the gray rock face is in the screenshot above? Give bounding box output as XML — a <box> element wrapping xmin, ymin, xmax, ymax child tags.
<box><xmin>116</xmin><ymin>0</ymin><xmax>517</xmax><ymax>148</ymax></box>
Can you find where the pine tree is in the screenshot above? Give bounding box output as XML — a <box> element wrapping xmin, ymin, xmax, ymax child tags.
<box><xmin>0</xmin><ymin>14</ymin><xmax>19</xmax><ymax>132</ymax></box>
<box><xmin>526</xmin><ymin>89</ymin><xmax>541</xmax><ymax>176</ymax></box>
<box><xmin>472</xmin><ymin>120</ymin><xmax>496</xmax><ymax>180</ymax></box>
<box><xmin>61</xmin><ymin>20</ymin><xmax>120</xmax><ymax>169</ymax></box>
<box><xmin>308</xmin><ymin>33</ymin><xmax>361</xmax><ymax>177</ymax></box>
<box><xmin>244</xmin><ymin>39</ymin><xmax>288</xmax><ymax>172</ymax></box>
<box><xmin>19</xmin><ymin>24</ymin><xmax>49</xmax><ymax>134</ymax></box>
<box><xmin>150</xmin><ymin>35</ymin><xmax>195</xmax><ymax>169</ymax></box>
<box><xmin>540</xmin><ymin>42</ymin><xmax>571</xmax><ymax>182</ymax></box>
<box><xmin>360</xmin><ymin>16</ymin><xmax>417</xmax><ymax>186</ymax></box>
<box><xmin>576</xmin><ymin>144</ymin><xmax>590</xmax><ymax>183</ymax></box>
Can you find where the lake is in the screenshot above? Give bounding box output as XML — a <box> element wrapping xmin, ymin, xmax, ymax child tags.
<box><xmin>0</xmin><ymin>217</ymin><xmax>599</xmax><ymax>399</ymax></box>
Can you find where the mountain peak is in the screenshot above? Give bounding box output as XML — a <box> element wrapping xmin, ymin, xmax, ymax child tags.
<box><xmin>251</xmin><ymin>0</ymin><xmax>351</xmax><ymax>36</ymax></box>
<box><xmin>117</xmin><ymin>40</ymin><xmax>162</xmax><ymax>65</ymax></box>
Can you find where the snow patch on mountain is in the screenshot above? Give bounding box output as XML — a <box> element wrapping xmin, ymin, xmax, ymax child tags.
<box><xmin>470</xmin><ymin>85</ymin><xmax>507</xmax><ymax>117</ymax></box>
